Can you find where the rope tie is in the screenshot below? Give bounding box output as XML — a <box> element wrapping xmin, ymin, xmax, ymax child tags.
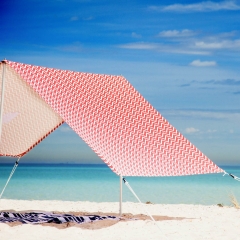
<box><xmin>0</xmin><ymin>157</ymin><xmax>21</xmax><ymax>199</ymax></box>
<box><xmin>223</xmin><ymin>171</ymin><xmax>240</xmax><ymax>182</ymax></box>
<box><xmin>123</xmin><ymin>178</ymin><xmax>161</xmax><ymax>231</ymax></box>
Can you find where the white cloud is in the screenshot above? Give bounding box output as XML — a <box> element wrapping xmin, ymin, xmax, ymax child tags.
<box><xmin>185</xmin><ymin>127</ymin><xmax>200</xmax><ymax>133</ymax></box>
<box><xmin>195</xmin><ymin>39</ymin><xmax>240</xmax><ymax>50</ymax></box>
<box><xmin>131</xmin><ymin>32</ymin><xmax>142</xmax><ymax>38</ymax></box>
<box><xmin>118</xmin><ymin>31</ymin><xmax>240</xmax><ymax>56</ymax></box>
<box><xmin>60</xmin><ymin>126</ymin><xmax>73</xmax><ymax>132</ymax></box>
<box><xmin>190</xmin><ymin>59</ymin><xmax>217</xmax><ymax>67</ymax></box>
<box><xmin>161</xmin><ymin>110</ymin><xmax>240</xmax><ymax>122</ymax></box>
<box><xmin>158</xmin><ymin>29</ymin><xmax>195</xmax><ymax>38</ymax></box>
<box><xmin>118</xmin><ymin>42</ymin><xmax>210</xmax><ymax>55</ymax></box>
<box><xmin>150</xmin><ymin>1</ymin><xmax>240</xmax><ymax>12</ymax></box>
<box><xmin>195</xmin><ymin>41</ymin><xmax>225</xmax><ymax>49</ymax></box>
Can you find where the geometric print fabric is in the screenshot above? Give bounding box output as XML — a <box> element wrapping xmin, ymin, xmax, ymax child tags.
<box><xmin>3</xmin><ymin>60</ymin><xmax>223</xmax><ymax>176</ymax></box>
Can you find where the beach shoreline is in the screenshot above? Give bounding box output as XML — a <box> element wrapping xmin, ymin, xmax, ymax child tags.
<box><xmin>0</xmin><ymin>199</ymin><xmax>239</xmax><ymax>239</ymax></box>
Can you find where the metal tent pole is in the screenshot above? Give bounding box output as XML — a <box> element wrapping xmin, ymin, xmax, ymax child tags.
<box><xmin>119</xmin><ymin>174</ymin><xmax>122</xmax><ymax>216</ymax></box>
<box><xmin>0</xmin><ymin>61</ymin><xmax>6</xmax><ymax>143</ymax></box>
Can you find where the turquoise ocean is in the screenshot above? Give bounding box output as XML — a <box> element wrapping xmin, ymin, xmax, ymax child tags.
<box><xmin>0</xmin><ymin>164</ymin><xmax>239</xmax><ymax>206</ymax></box>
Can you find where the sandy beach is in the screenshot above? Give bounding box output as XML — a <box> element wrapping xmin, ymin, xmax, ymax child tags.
<box><xmin>0</xmin><ymin>199</ymin><xmax>239</xmax><ymax>239</ymax></box>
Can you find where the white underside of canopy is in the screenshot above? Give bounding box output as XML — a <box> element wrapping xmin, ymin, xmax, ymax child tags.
<box><xmin>0</xmin><ymin>63</ymin><xmax>63</xmax><ymax>157</ymax></box>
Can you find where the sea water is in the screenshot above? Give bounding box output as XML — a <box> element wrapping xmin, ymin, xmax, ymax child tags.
<box><xmin>0</xmin><ymin>163</ymin><xmax>239</xmax><ymax>206</ymax></box>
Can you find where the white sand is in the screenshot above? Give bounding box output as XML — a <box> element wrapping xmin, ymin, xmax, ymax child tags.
<box><xmin>0</xmin><ymin>199</ymin><xmax>240</xmax><ymax>240</ymax></box>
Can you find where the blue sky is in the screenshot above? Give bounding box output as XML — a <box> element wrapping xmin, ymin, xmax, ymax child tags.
<box><xmin>0</xmin><ymin>0</ymin><xmax>240</xmax><ymax>165</ymax></box>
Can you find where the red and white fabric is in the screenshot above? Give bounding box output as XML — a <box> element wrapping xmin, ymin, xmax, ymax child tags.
<box><xmin>0</xmin><ymin>60</ymin><xmax>223</xmax><ymax>176</ymax></box>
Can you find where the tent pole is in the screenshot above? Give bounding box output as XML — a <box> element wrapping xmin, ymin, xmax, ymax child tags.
<box><xmin>119</xmin><ymin>174</ymin><xmax>122</xmax><ymax>216</ymax></box>
<box><xmin>0</xmin><ymin>61</ymin><xmax>6</xmax><ymax>143</ymax></box>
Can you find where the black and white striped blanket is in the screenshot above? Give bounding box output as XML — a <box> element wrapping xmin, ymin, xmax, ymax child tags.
<box><xmin>0</xmin><ymin>212</ymin><xmax>120</xmax><ymax>224</ymax></box>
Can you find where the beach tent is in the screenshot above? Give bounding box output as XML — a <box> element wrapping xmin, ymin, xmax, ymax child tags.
<box><xmin>0</xmin><ymin>60</ymin><xmax>225</xmax><ymax>214</ymax></box>
<box><xmin>0</xmin><ymin>60</ymin><xmax>223</xmax><ymax>176</ymax></box>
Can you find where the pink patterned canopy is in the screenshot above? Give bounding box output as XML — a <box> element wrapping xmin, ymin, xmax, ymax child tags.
<box><xmin>0</xmin><ymin>60</ymin><xmax>223</xmax><ymax>176</ymax></box>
